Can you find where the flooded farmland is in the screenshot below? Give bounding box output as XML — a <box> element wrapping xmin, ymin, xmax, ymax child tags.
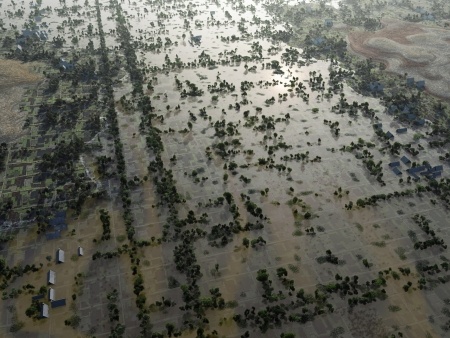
<box><xmin>1</xmin><ymin>0</ymin><xmax>450</xmax><ymax>337</ymax></box>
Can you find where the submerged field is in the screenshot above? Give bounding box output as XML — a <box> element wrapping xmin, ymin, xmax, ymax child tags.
<box><xmin>1</xmin><ymin>0</ymin><xmax>450</xmax><ymax>337</ymax></box>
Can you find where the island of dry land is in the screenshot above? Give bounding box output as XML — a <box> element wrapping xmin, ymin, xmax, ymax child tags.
<box><xmin>0</xmin><ymin>60</ymin><xmax>43</xmax><ymax>143</ymax></box>
<box><xmin>348</xmin><ymin>18</ymin><xmax>450</xmax><ymax>100</ymax></box>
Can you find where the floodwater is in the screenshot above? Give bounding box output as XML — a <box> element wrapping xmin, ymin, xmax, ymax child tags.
<box><xmin>1</xmin><ymin>0</ymin><xmax>449</xmax><ymax>337</ymax></box>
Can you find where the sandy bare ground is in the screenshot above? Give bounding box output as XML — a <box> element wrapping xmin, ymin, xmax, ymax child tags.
<box><xmin>0</xmin><ymin>59</ymin><xmax>43</xmax><ymax>143</ymax></box>
<box><xmin>348</xmin><ymin>18</ymin><xmax>450</xmax><ymax>100</ymax></box>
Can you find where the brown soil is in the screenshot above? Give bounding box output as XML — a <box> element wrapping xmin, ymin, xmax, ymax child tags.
<box><xmin>347</xmin><ymin>18</ymin><xmax>450</xmax><ymax>100</ymax></box>
<box><xmin>0</xmin><ymin>59</ymin><xmax>43</xmax><ymax>143</ymax></box>
<box><xmin>0</xmin><ymin>59</ymin><xmax>42</xmax><ymax>87</ymax></box>
<box><xmin>378</xmin><ymin>19</ymin><xmax>424</xmax><ymax>45</ymax></box>
<box><xmin>348</xmin><ymin>18</ymin><xmax>427</xmax><ymax>67</ymax></box>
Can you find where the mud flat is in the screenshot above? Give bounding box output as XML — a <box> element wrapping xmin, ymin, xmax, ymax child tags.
<box><xmin>348</xmin><ymin>18</ymin><xmax>450</xmax><ymax>100</ymax></box>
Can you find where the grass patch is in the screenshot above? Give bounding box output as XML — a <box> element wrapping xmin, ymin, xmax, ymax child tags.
<box><xmin>288</xmin><ymin>264</ymin><xmax>299</xmax><ymax>273</ymax></box>
<box><xmin>407</xmin><ymin>230</ymin><xmax>417</xmax><ymax>243</ymax></box>
<box><xmin>330</xmin><ymin>327</ymin><xmax>345</xmax><ymax>338</ymax></box>
<box><xmin>116</xmin><ymin>235</ymin><xmax>126</xmax><ymax>243</ymax></box>
<box><xmin>316</xmin><ymin>256</ymin><xmax>326</xmax><ymax>264</ymax></box>
<box><xmin>355</xmin><ymin>223</ymin><xmax>363</xmax><ymax>232</ymax></box>
<box><xmin>395</xmin><ymin>247</ymin><xmax>407</xmax><ymax>260</ymax></box>
<box><xmin>392</xmin><ymin>271</ymin><xmax>400</xmax><ymax>280</ymax></box>
<box><xmin>292</xmin><ymin>229</ymin><xmax>303</xmax><ymax>236</ymax></box>
<box><xmin>388</xmin><ymin>305</ymin><xmax>402</xmax><ymax>312</ymax></box>
<box><xmin>226</xmin><ymin>300</ymin><xmax>238</xmax><ymax>308</ymax></box>
<box><xmin>371</xmin><ymin>241</ymin><xmax>386</xmax><ymax>248</ymax></box>
<box><xmin>168</xmin><ymin>276</ymin><xmax>180</xmax><ymax>289</ymax></box>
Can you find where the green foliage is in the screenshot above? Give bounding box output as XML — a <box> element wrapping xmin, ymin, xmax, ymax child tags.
<box><xmin>9</xmin><ymin>321</ymin><xmax>24</xmax><ymax>333</ymax></box>
<box><xmin>256</xmin><ymin>269</ymin><xmax>269</xmax><ymax>282</ymax></box>
<box><xmin>99</xmin><ymin>209</ymin><xmax>111</xmax><ymax>241</ymax></box>
<box><xmin>362</xmin><ymin>259</ymin><xmax>372</xmax><ymax>268</ymax></box>
<box><xmin>167</xmin><ymin>276</ymin><xmax>180</xmax><ymax>289</ymax></box>
<box><xmin>288</xmin><ymin>264</ymin><xmax>299</xmax><ymax>273</ymax></box>
<box><xmin>276</xmin><ymin>267</ymin><xmax>288</xmax><ymax>278</ymax></box>
<box><xmin>395</xmin><ymin>247</ymin><xmax>407</xmax><ymax>260</ymax></box>
<box><xmin>388</xmin><ymin>305</ymin><xmax>401</xmax><ymax>312</ymax></box>
<box><xmin>292</xmin><ymin>228</ymin><xmax>303</xmax><ymax>236</ymax></box>
<box><xmin>0</xmin><ymin>143</ymin><xmax>7</xmax><ymax>172</ymax></box>
<box><xmin>330</xmin><ymin>326</ymin><xmax>345</xmax><ymax>338</ymax></box>
<box><xmin>64</xmin><ymin>314</ymin><xmax>81</xmax><ymax>328</ymax></box>
<box><xmin>371</xmin><ymin>241</ymin><xmax>386</xmax><ymax>248</ymax></box>
<box><xmin>116</xmin><ymin>235</ymin><xmax>126</xmax><ymax>243</ymax></box>
<box><xmin>281</xmin><ymin>333</ymin><xmax>295</xmax><ymax>338</ymax></box>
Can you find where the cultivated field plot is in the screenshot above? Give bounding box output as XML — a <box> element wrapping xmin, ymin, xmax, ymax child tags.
<box><xmin>1</xmin><ymin>1</ymin><xmax>450</xmax><ymax>338</ymax></box>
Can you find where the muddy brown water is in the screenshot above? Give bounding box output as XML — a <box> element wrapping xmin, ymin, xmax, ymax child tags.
<box><xmin>0</xmin><ymin>0</ymin><xmax>449</xmax><ymax>337</ymax></box>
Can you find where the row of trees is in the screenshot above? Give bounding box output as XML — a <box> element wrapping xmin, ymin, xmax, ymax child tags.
<box><xmin>235</xmin><ymin>263</ymin><xmax>430</xmax><ymax>333</ymax></box>
<box><xmin>0</xmin><ymin>143</ymin><xmax>7</xmax><ymax>172</ymax></box>
<box><xmin>106</xmin><ymin>289</ymin><xmax>126</xmax><ymax>336</ymax></box>
<box><xmin>412</xmin><ymin>214</ymin><xmax>447</xmax><ymax>250</ymax></box>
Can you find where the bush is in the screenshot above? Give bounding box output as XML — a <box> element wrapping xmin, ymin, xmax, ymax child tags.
<box><xmin>64</xmin><ymin>314</ymin><xmax>81</xmax><ymax>328</ymax></box>
<box><xmin>168</xmin><ymin>276</ymin><xmax>180</xmax><ymax>289</ymax></box>
<box><xmin>10</xmin><ymin>321</ymin><xmax>24</xmax><ymax>333</ymax></box>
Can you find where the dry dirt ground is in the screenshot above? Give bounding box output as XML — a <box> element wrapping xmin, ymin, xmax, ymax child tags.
<box><xmin>348</xmin><ymin>18</ymin><xmax>450</xmax><ymax>100</ymax></box>
<box><xmin>0</xmin><ymin>59</ymin><xmax>43</xmax><ymax>143</ymax></box>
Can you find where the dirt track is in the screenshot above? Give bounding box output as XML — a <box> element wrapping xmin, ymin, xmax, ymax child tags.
<box><xmin>348</xmin><ymin>18</ymin><xmax>450</xmax><ymax>100</ymax></box>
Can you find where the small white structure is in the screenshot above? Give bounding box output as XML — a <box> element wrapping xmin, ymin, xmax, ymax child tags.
<box><xmin>48</xmin><ymin>288</ymin><xmax>55</xmax><ymax>301</ymax></box>
<box><xmin>40</xmin><ymin>303</ymin><xmax>49</xmax><ymax>318</ymax></box>
<box><xmin>56</xmin><ymin>248</ymin><xmax>65</xmax><ymax>263</ymax></box>
<box><xmin>59</xmin><ymin>58</ymin><xmax>74</xmax><ymax>72</ymax></box>
<box><xmin>47</xmin><ymin>270</ymin><xmax>55</xmax><ymax>285</ymax></box>
<box><xmin>78</xmin><ymin>246</ymin><xmax>84</xmax><ymax>256</ymax></box>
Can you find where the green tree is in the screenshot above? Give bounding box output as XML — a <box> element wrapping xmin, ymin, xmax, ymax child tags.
<box><xmin>256</xmin><ymin>269</ymin><xmax>269</xmax><ymax>282</ymax></box>
<box><xmin>281</xmin><ymin>333</ymin><xmax>295</xmax><ymax>338</ymax></box>
<box><xmin>276</xmin><ymin>267</ymin><xmax>288</xmax><ymax>278</ymax></box>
